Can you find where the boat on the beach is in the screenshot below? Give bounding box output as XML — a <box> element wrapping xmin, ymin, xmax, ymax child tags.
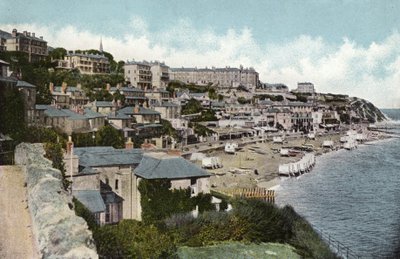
<box><xmin>202</xmin><ymin>157</ymin><xmax>223</xmax><ymax>169</ymax></box>
<box><xmin>322</xmin><ymin>140</ymin><xmax>334</xmax><ymax>148</ymax></box>
<box><xmin>273</xmin><ymin>136</ymin><xmax>284</xmax><ymax>144</ymax></box>
<box><xmin>225</xmin><ymin>143</ymin><xmax>238</xmax><ymax>154</ymax></box>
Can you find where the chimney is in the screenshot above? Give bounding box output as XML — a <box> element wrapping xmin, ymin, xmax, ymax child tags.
<box><xmin>12</xmin><ymin>29</ymin><xmax>17</xmax><ymax>37</ymax></box>
<box><xmin>133</xmin><ymin>105</ymin><xmax>139</xmax><ymax>113</ymax></box>
<box><xmin>61</xmin><ymin>82</ymin><xmax>67</xmax><ymax>94</ymax></box>
<box><xmin>49</xmin><ymin>82</ymin><xmax>54</xmax><ymax>93</ymax></box>
<box><xmin>23</xmin><ymin>31</ymin><xmax>27</xmax><ymax>36</ymax></box>
<box><xmin>32</xmin><ymin>32</ymin><xmax>35</xmax><ymax>38</ymax></box>
<box><xmin>106</xmin><ymin>83</ymin><xmax>111</xmax><ymax>91</ymax></box>
<box><xmin>40</xmin><ymin>36</ymin><xmax>43</xmax><ymax>40</ymax></box>
<box><xmin>125</xmin><ymin>137</ymin><xmax>134</xmax><ymax>149</ymax></box>
<box><xmin>117</xmin><ymin>99</ymin><xmax>121</xmax><ymax>107</ymax></box>
<box><xmin>66</xmin><ymin>136</ymin><xmax>74</xmax><ymax>155</ymax></box>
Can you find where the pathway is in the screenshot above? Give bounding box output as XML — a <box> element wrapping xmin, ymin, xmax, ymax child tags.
<box><xmin>0</xmin><ymin>166</ymin><xmax>40</xmax><ymax>259</ymax></box>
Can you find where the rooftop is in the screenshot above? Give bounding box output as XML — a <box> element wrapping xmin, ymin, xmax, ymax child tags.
<box><xmin>74</xmin><ymin>146</ymin><xmax>143</xmax><ymax>168</ymax></box>
<box><xmin>134</xmin><ymin>152</ymin><xmax>210</xmax><ymax>180</ymax></box>
<box><xmin>73</xmin><ymin>190</ymin><xmax>106</xmax><ymax>213</ymax></box>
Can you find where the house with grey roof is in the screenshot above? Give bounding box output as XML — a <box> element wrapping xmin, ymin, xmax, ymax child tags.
<box><xmin>66</xmin><ymin>143</ymin><xmax>211</xmax><ymax>222</ymax></box>
<box><xmin>34</xmin><ymin>105</ymin><xmax>105</xmax><ymax>134</ymax></box>
<box><xmin>50</xmin><ymin>82</ymin><xmax>90</xmax><ymax>108</ymax></box>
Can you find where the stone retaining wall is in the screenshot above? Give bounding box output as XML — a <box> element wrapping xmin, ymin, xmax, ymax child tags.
<box><xmin>15</xmin><ymin>143</ymin><xmax>98</xmax><ymax>259</ymax></box>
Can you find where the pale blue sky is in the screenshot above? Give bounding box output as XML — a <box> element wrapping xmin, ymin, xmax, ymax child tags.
<box><xmin>1</xmin><ymin>0</ymin><xmax>399</xmax><ymax>46</ymax></box>
<box><xmin>1</xmin><ymin>0</ymin><xmax>400</xmax><ymax>107</ymax></box>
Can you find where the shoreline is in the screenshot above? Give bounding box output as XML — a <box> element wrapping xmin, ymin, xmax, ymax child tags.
<box><xmin>207</xmin><ymin>128</ymin><xmax>392</xmax><ymax>194</ymax></box>
<box><xmin>261</xmin><ymin>130</ymin><xmax>394</xmax><ymax>191</ymax></box>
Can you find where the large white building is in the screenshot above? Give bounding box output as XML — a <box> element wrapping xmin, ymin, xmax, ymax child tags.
<box><xmin>57</xmin><ymin>51</ymin><xmax>110</xmax><ymax>75</ymax></box>
<box><xmin>295</xmin><ymin>82</ymin><xmax>315</xmax><ymax>94</ymax></box>
<box><xmin>150</xmin><ymin>61</ymin><xmax>169</xmax><ymax>89</ymax></box>
<box><xmin>169</xmin><ymin>66</ymin><xmax>259</xmax><ymax>91</ymax></box>
<box><xmin>0</xmin><ymin>29</ymin><xmax>48</xmax><ymax>62</ymax></box>
<box><xmin>124</xmin><ymin>61</ymin><xmax>152</xmax><ymax>90</ymax></box>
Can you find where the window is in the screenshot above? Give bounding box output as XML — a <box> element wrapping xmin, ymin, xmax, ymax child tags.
<box><xmin>105</xmin><ymin>204</ymin><xmax>111</xmax><ymax>223</ymax></box>
<box><xmin>115</xmin><ymin>179</ymin><xmax>119</xmax><ymax>190</ymax></box>
<box><xmin>190</xmin><ymin>178</ymin><xmax>196</xmax><ymax>186</ymax></box>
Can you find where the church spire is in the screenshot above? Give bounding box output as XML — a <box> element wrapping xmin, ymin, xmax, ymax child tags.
<box><xmin>99</xmin><ymin>37</ymin><xmax>103</xmax><ymax>53</ymax></box>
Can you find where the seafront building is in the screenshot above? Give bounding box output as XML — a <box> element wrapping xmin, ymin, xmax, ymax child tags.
<box><xmin>169</xmin><ymin>66</ymin><xmax>259</xmax><ymax>91</ymax></box>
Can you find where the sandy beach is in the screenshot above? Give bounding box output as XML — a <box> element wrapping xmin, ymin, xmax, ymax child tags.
<box><xmin>203</xmin><ymin>129</ymin><xmax>389</xmax><ymax>194</ymax></box>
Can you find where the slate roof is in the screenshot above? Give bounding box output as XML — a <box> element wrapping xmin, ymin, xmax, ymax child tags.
<box><xmin>40</xmin><ymin>106</ymin><xmax>104</xmax><ymax>120</ymax></box>
<box><xmin>134</xmin><ymin>153</ymin><xmax>210</xmax><ymax>180</ymax></box>
<box><xmin>74</xmin><ymin>146</ymin><xmax>143</xmax><ymax>168</ymax></box>
<box><xmin>94</xmin><ymin>101</ymin><xmax>114</xmax><ymax>107</ymax></box>
<box><xmin>101</xmin><ymin>191</ymin><xmax>124</xmax><ymax>204</ymax></box>
<box><xmin>54</xmin><ymin>86</ymin><xmax>83</xmax><ymax>92</ymax></box>
<box><xmin>16</xmin><ymin>80</ymin><xmax>36</xmax><ymax>88</ymax></box>
<box><xmin>110</xmin><ymin>86</ymin><xmax>144</xmax><ymax>92</ymax></box>
<box><xmin>118</xmin><ymin>106</ymin><xmax>160</xmax><ymax>115</ymax></box>
<box><xmin>73</xmin><ymin>190</ymin><xmax>106</xmax><ymax>213</ymax></box>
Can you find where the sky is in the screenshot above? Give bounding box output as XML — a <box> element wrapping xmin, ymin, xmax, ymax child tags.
<box><xmin>1</xmin><ymin>0</ymin><xmax>400</xmax><ymax>108</ymax></box>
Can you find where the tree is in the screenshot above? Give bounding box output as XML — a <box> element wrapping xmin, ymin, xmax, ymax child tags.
<box><xmin>0</xmin><ymin>84</ymin><xmax>25</xmax><ymax>136</ymax></box>
<box><xmin>95</xmin><ymin>125</ymin><xmax>124</xmax><ymax>148</ymax></box>
<box><xmin>48</xmin><ymin>47</ymin><xmax>67</xmax><ymax>60</ymax></box>
<box><xmin>181</xmin><ymin>98</ymin><xmax>203</xmax><ymax>115</ymax></box>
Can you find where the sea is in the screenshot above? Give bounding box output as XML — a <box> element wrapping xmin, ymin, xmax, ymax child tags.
<box><xmin>276</xmin><ymin>109</ymin><xmax>400</xmax><ymax>258</ymax></box>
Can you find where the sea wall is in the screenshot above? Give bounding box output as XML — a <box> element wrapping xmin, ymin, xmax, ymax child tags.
<box><xmin>15</xmin><ymin>143</ymin><xmax>98</xmax><ymax>259</ymax></box>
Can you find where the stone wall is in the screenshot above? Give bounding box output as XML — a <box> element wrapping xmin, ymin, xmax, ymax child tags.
<box><xmin>15</xmin><ymin>143</ymin><xmax>98</xmax><ymax>259</ymax></box>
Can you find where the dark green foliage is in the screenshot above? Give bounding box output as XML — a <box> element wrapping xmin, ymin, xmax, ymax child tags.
<box><xmin>190</xmin><ymin>123</ymin><xmax>215</xmax><ymax>137</ymax></box>
<box><xmin>0</xmin><ymin>84</ymin><xmax>25</xmax><ymax>136</ymax></box>
<box><xmin>237</xmin><ymin>97</ymin><xmax>251</xmax><ymax>104</ymax></box>
<box><xmin>72</xmin><ymin>132</ymin><xmax>96</xmax><ymax>147</ymax></box>
<box><xmin>44</xmin><ymin>142</ymin><xmax>69</xmax><ymax>190</ymax></box>
<box><xmin>139</xmin><ymin>179</ymin><xmax>195</xmax><ymax>224</ymax></box>
<box><xmin>192</xmin><ymin>109</ymin><xmax>218</xmax><ymax>122</ymax></box>
<box><xmin>193</xmin><ymin>193</ymin><xmax>215</xmax><ymax>213</ymax></box>
<box><xmin>258</xmin><ymin>94</ymin><xmax>284</xmax><ymax>102</ymax></box>
<box><xmin>160</xmin><ymin>119</ymin><xmax>178</xmax><ymax>138</ymax></box>
<box><xmin>18</xmin><ymin>126</ymin><xmax>62</xmax><ymax>144</ymax></box>
<box><xmin>93</xmin><ymin>220</ymin><xmax>176</xmax><ymax>258</ymax></box>
<box><xmin>73</xmin><ymin>198</ymin><xmax>98</xmax><ymax>231</ymax></box>
<box><xmin>48</xmin><ymin>48</ymin><xmax>67</xmax><ymax>60</ymax></box>
<box><xmin>181</xmin><ymin>98</ymin><xmax>203</xmax><ymax>115</ymax></box>
<box><xmin>95</xmin><ymin>125</ymin><xmax>124</xmax><ymax>148</ymax></box>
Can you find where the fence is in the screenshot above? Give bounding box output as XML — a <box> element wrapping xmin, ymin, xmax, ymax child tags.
<box><xmin>224</xmin><ymin>188</ymin><xmax>275</xmax><ymax>203</ymax></box>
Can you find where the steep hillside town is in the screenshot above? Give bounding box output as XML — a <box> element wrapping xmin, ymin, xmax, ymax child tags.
<box><xmin>0</xmin><ymin>26</ymin><xmax>389</xmax><ymax>258</ymax></box>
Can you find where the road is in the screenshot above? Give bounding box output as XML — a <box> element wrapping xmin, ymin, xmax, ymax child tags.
<box><xmin>0</xmin><ymin>166</ymin><xmax>40</xmax><ymax>259</ymax></box>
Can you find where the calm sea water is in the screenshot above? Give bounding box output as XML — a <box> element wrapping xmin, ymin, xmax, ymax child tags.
<box><xmin>276</xmin><ymin>109</ymin><xmax>400</xmax><ymax>258</ymax></box>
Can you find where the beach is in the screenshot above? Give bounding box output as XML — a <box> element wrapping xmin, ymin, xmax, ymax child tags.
<box><xmin>204</xmin><ymin>129</ymin><xmax>389</xmax><ymax>194</ymax></box>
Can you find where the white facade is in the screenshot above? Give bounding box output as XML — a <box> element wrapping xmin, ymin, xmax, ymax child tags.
<box><xmin>169</xmin><ymin>66</ymin><xmax>259</xmax><ymax>91</ymax></box>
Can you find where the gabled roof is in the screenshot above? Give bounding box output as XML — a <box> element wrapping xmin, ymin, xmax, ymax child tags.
<box><xmin>134</xmin><ymin>153</ymin><xmax>210</xmax><ymax>180</ymax></box>
<box><xmin>73</xmin><ymin>190</ymin><xmax>106</xmax><ymax>213</ymax></box>
<box><xmin>16</xmin><ymin>80</ymin><xmax>36</xmax><ymax>88</ymax></box>
<box><xmin>74</xmin><ymin>146</ymin><xmax>143</xmax><ymax>168</ymax></box>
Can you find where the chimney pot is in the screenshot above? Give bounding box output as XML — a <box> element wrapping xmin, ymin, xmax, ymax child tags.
<box><xmin>67</xmin><ymin>136</ymin><xmax>74</xmax><ymax>155</ymax></box>
<box><xmin>125</xmin><ymin>137</ymin><xmax>134</xmax><ymax>149</ymax></box>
